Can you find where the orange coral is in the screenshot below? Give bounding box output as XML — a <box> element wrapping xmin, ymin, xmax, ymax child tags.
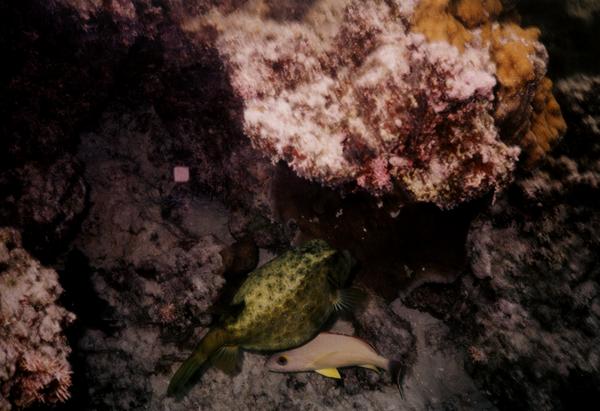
<box><xmin>523</xmin><ymin>77</ymin><xmax>567</xmax><ymax>164</ymax></box>
<box><xmin>412</xmin><ymin>0</ymin><xmax>472</xmax><ymax>51</ymax></box>
<box><xmin>484</xmin><ymin>23</ymin><xmax>541</xmax><ymax>91</ymax></box>
<box><xmin>412</xmin><ymin>0</ymin><xmax>502</xmax><ymax>49</ymax></box>
<box><xmin>453</xmin><ymin>0</ymin><xmax>502</xmax><ymax>28</ymax></box>
<box><xmin>485</xmin><ymin>24</ymin><xmax>565</xmax><ymax>164</ymax></box>
<box><xmin>413</xmin><ymin>1</ymin><xmax>538</xmax><ymax>92</ymax></box>
<box><xmin>411</xmin><ymin>0</ymin><xmax>565</xmax><ymax>163</ymax></box>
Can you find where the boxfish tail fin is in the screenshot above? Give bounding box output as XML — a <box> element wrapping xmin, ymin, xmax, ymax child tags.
<box><xmin>387</xmin><ymin>359</ymin><xmax>406</xmax><ymax>399</ymax></box>
<box><xmin>333</xmin><ymin>287</ymin><xmax>367</xmax><ymax>312</ymax></box>
<box><xmin>167</xmin><ymin>329</ymin><xmax>227</xmax><ymax>396</ymax></box>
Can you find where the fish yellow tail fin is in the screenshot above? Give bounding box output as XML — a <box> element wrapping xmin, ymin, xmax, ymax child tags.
<box><xmin>167</xmin><ymin>329</ymin><xmax>227</xmax><ymax>396</ymax></box>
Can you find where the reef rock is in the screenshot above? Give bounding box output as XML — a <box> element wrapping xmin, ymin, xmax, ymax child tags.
<box><xmin>71</xmin><ymin>106</ymin><xmax>232</xmax><ymax>408</ymax></box>
<box><xmin>0</xmin><ymin>228</ymin><xmax>75</xmax><ymax>410</ymax></box>
<box><xmin>0</xmin><ymin>2</ymin><xmax>588</xmax><ymax>409</ymax></box>
<box><xmin>75</xmin><ymin>106</ymin><xmax>231</xmax><ymax>330</ymax></box>
<box><xmin>70</xmin><ymin>106</ymin><xmax>422</xmax><ymax>410</ymax></box>
<box><xmin>67</xmin><ymin>103</ymin><xmax>492</xmax><ymax>410</ymax></box>
<box><xmin>0</xmin><ymin>157</ymin><xmax>87</xmax><ymax>263</ymax></box>
<box><xmin>458</xmin><ymin>74</ymin><xmax>600</xmax><ymax>410</ymax></box>
<box><xmin>184</xmin><ymin>0</ymin><xmax>564</xmax><ymax>208</ymax></box>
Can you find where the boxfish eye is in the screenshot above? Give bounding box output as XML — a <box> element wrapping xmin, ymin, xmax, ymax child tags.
<box><xmin>277</xmin><ymin>356</ymin><xmax>288</xmax><ymax>366</ymax></box>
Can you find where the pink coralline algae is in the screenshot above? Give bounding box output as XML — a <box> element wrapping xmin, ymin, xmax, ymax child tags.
<box><xmin>0</xmin><ymin>228</ymin><xmax>75</xmax><ymax>410</ymax></box>
<box><xmin>186</xmin><ymin>0</ymin><xmax>557</xmax><ymax>208</ymax></box>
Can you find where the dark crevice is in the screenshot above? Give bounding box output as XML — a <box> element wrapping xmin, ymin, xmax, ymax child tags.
<box><xmin>54</xmin><ymin>248</ymin><xmax>116</xmax><ymax>411</ymax></box>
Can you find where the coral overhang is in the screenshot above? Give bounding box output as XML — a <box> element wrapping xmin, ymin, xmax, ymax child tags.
<box><xmin>186</xmin><ymin>0</ymin><xmax>565</xmax><ymax>208</ymax></box>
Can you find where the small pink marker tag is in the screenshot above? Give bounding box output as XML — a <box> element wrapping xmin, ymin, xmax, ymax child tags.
<box><xmin>173</xmin><ymin>166</ymin><xmax>190</xmax><ymax>183</ymax></box>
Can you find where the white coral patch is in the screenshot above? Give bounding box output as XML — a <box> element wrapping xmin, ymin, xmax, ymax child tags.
<box><xmin>245</xmin><ymin>76</ymin><xmax>350</xmax><ymax>178</ymax></box>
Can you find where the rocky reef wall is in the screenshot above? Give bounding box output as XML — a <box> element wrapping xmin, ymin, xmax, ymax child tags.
<box><xmin>0</xmin><ymin>0</ymin><xmax>597</xmax><ymax>410</ymax></box>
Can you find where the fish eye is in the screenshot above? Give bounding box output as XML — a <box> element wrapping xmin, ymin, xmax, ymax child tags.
<box><xmin>277</xmin><ymin>356</ymin><xmax>288</xmax><ymax>366</ymax></box>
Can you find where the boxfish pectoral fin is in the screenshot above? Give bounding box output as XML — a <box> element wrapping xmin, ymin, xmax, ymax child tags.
<box><xmin>333</xmin><ymin>287</ymin><xmax>367</xmax><ymax>312</ymax></box>
<box><xmin>315</xmin><ymin>368</ymin><xmax>342</xmax><ymax>379</ymax></box>
<box><xmin>211</xmin><ymin>345</ymin><xmax>240</xmax><ymax>375</ymax></box>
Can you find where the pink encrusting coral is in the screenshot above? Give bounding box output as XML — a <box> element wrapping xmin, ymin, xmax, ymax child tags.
<box><xmin>0</xmin><ymin>228</ymin><xmax>75</xmax><ymax>409</ymax></box>
<box><xmin>185</xmin><ymin>0</ymin><xmax>555</xmax><ymax>208</ymax></box>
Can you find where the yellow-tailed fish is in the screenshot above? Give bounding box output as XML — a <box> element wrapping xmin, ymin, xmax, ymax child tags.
<box><xmin>167</xmin><ymin>240</ymin><xmax>364</xmax><ymax>396</ymax></box>
<box><xmin>266</xmin><ymin>332</ymin><xmax>404</xmax><ymax>395</ymax></box>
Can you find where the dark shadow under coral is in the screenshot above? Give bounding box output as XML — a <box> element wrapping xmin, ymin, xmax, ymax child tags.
<box><xmin>271</xmin><ymin>164</ymin><xmax>487</xmax><ymax>301</ymax></box>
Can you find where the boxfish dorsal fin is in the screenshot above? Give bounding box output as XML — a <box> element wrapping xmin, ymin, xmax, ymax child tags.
<box><xmin>315</xmin><ymin>368</ymin><xmax>341</xmax><ymax>379</ymax></box>
<box><xmin>213</xmin><ymin>301</ymin><xmax>245</xmax><ymax>323</ymax></box>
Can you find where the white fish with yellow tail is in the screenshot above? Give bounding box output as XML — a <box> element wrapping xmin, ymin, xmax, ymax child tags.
<box><xmin>266</xmin><ymin>332</ymin><xmax>404</xmax><ymax>394</ymax></box>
